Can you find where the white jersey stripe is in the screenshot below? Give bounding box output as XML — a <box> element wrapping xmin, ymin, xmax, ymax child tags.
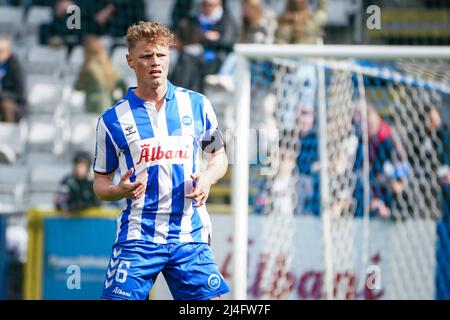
<box><xmin>197</xmin><ymin>205</ymin><xmax>212</xmax><ymax>243</ymax></box>
<box><xmin>94</xmin><ymin>118</ymin><xmax>107</xmax><ymax>171</ymax></box>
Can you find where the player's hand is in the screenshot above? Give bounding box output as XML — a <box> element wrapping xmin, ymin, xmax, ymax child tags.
<box><xmin>186</xmin><ymin>171</ymin><xmax>213</xmax><ymax>207</ymax></box>
<box><xmin>116</xmin><ymin>168</ymin><xmax>147</xmax><ymax>200</ymax></box>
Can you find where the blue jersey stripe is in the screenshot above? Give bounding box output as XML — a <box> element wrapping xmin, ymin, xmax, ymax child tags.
<box><xmin>165</xmin><ymin>96</ymin><xmax>182</xmax><ymax>136</ymax></box>
<box><xmin>171</xmin><ymin>164</ymin><xmax>185</xmax><ymax>214</ymax></box>
<box><xmin>117</xmin><ymin>200</ymin><xmax>132</xmax><ymax>243</ymax></box>
<box><xmin>141</xmin><ymin>165</ymin><xmax>159</xmax><ymax>242</ymax></box>
<box><xmin>188</xmin><ymin>93</ymin><xmax>206</xmax><ymax>241</ymax></box>
<box><xmin>166</xmin><ymin>94</ymin><xmax>184</xmax><ymax>240</ymax></box>
<box><xmin>105</xmin><ymin>133</ymin><xmax>118</xmax><ymax>172</ymax></box>
<box><xmin>186</xmin><ymin>91</ymin><xmax>205</xmax><ymax>240</ymax></box>
<box><xmin>190</xmin><ymin>208</ymin><xmax>204</xmax><ymax>243</ymax></box>
<box><xmin>130</xmin><ymin>106</ymin><xmax>154</xmax><ymax>139</ymax></box>
<box><xmin>206</xmin><ymin>114</ymin><xmax>212</xmax><ymax>131</ymax></box>
<box><xmin>188</xmin><ymin>92</ymin><xmax>205</xmax><ymax>140</ymax></box>
<box><xmin>166</xmin><ymin>164</ymin><xmax>185</xmax><ymax>241</ymax></box>
<box><xmin>189</xmin><ymin>92</ymin><xmax>204</xmax><ymax>176</ymax></box>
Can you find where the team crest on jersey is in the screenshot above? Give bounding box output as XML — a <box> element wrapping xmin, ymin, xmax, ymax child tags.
<box><xmin>207</xmin><ymin>274</ymin><xmax>221</xmax><ymax>290</ymax></box>
<box><xmin>182</xmin><ymin>115</ymin><xmax>192</xmax><ymax>126</ymax></box>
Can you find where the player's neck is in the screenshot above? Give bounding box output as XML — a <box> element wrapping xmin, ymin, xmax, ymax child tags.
<box><xmin>134</xmin><ymin>82</ymin><xmax>167</xmax><ymax>110</ymax></box>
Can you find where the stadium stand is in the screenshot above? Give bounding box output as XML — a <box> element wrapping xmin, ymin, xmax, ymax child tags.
<box><xmin>0</xmin><ymin>5</ymin><xmax>24</xmax><ymax>38</ymax></box>
<box><xmin>0</xmin><ymin>0</ymin><xmax>448</xmax><ymax>300</ymax></box>
<box><xmin>0</xmin><ymin>0</ymin><xmax>447</xmax><ymax>225</ymax></box>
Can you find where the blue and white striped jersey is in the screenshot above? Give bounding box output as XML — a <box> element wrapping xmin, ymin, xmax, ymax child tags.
<box><xmin>94</xmin><ymin>81</ymin><xmax>223</xmax><ymax>245</ymax></box>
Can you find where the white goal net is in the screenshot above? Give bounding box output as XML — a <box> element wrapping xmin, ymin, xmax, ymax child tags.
<box><xmin>230</xmin><ymin>45</ymin><xmax>450</xmax><ymax>300</ymax></box>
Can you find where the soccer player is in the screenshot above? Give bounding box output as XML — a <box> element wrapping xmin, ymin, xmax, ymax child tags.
<box><xmin>93</xmin><ymin>21</ymin><xmax>230</xmax><ymax>300</ymax></box>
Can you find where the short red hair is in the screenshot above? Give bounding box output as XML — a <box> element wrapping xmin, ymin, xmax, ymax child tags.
<box><xmin>125</xmin><ymin>21</ymin><xmax>175</xmax><ymax>50</ymax></box>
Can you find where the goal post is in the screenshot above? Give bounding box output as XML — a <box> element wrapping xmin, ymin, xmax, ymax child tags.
<box><xmin>231</xmin><ymin>44</ymin><xmax>450</xmax><ymax>300</ymax></box>
<box><xmin>232</xmin><ymin>55</ymin><xmax>251</xmax><ymax>300</ymax></box>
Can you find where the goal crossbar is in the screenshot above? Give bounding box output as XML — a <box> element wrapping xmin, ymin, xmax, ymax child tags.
<box><xmin>234</xmin><ymin>44</ymin><xmax>450</xmax><ymax>59</ymax></box>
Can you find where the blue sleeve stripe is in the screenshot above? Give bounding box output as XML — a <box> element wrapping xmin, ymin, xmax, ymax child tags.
<box><xmin>105</xmin><ymin>131</ymin><xmax>118</xmax><ymax>173</ymax></box>
<box><xmin>102</xmin><ymin>107</ymin><xmax>135</xmax><ymax>182</ymax></box>
<box><xmin>188</xmin><ymin>93</ymin><xmax>205</xmax><ymax>174</ymax></box>
<box><xmin>188</xmin><ymin>92</ymin><xmax>205</xmax><ymax>140</ymax></box>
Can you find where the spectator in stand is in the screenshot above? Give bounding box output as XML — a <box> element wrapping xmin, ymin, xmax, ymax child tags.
<box><xmin>240</xmin><ymin>0</ymin><xmax>277</xmax><ymax>44</ymax></box>
<box><xmin>424</xmin><ymin>106</ymin><xmax>449</xmax><ymax>217</ymax></box>
<box><xmin>207</xmin><ymin>0</ymin><xmax>278</xmax><ymax>86</ymax></box>
<box><xmin>39</xmin><ymin>0</ymin><xmax>145</xmax><ymax>48</ymax></box>
<box><xmin>96</xmin><ymin>0</ymin><xmax>146</xmax><ymax>38</ymax></box>
<box><xmin>295</xmin><ymin>103</ymin><xmax>320</xmax><ymax>216</ymax></box>
<box><xmin>353</xmin><ymin>104</ymin><xmax>410</xmax><ymax>219</ymax></box>
<box><xmin>171</xmin><ymin>0</ymin><xmax>197</xmax><ymax>34</ymax></box>
<box><xmin>0</xmin><ymin>36</ymin><xmax>26</xmax><ymax>123</ymax></box>
<box><xmin>55</xmin><ymin>151</ymin><xmax>100</xmax><ymax>216</ymax></box>
<box><xmin>169</xmin><ymin>21</ymin><xmax>205</xmax><ymax>93</ymax></box>
<box><xmin>39</xmin><ymin>0</ymin><xmax>83</xmax><ymax>48</ymax></box>
<box><xmin>189</xmin><ymin>0</ymin><xmax>239</xmax><ymax>76</ymax></box>
<box><xmin>75</xmin><ymin>35</ymin><xmax>127</xmax><ymax>114</ymax></box>
<box><xmin>275</xmin><ymin>0</ymin><xmax>328</xmax><ymax>44</ymax></box>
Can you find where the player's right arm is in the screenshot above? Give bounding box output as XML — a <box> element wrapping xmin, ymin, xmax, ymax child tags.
<box><xmin>94</xmin><ymin>168</ymin><xmax>147</xmax><ymax>202</ymax></box>
<box><xmin>93</xmin><ymin>117</ymin><xmax>146</xmax><ymax>201</ymax></box>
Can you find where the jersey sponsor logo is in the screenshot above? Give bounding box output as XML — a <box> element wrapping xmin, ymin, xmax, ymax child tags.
<box><xmin>135</xmin><ymin>136</ymin><xmax>193</xmax><ymax>166</ymax></box>
<box><xmin>182</xmin><ymin>115</ymin><xmax>193</xmax><ymax>126</ymax></box>
<box><xmin>124</xmin><ymin>124</ymin><xmax>136</xmax><ymax>136</ymax></box>
<box><xmin>208</xmin><ymin>274</ymin><xmax>221</xmax><ymax>290</ymax></box>
<box><xmin>136</xmin><ymin>144</ymin><xmax>190</xmax><ymax>165</ymax></box>
<box><xmin>112</xmin><ymin>286</ymin><xmax>132</xmax><ymax>297</ymax></box>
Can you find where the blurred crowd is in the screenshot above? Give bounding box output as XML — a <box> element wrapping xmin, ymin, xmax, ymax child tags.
<box><xmin>0</xmin><ymin>0</ymin><xmax>448</xmax><ymax>219</ymax></box>
<box><xmin>250</xmin><ymin>88</ymin><xmax>449</xmax><ymax>221</ymax></box>
<box><xmin>0</xmin><ymin>0</ymin><xmax>331</xmax><ymax>215</ymax></box>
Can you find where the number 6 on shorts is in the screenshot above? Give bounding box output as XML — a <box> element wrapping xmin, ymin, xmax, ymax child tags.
<box><xmin>116</xmin><ymin>261</ymin><xmax>130</xmax><ymax>283</ymax></box>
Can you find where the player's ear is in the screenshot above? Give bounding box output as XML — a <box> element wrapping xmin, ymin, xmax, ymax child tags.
<box><xmin>126</xmin><ymin>53</ymin><xmax>134</xmax><ymax>69</ymax></box>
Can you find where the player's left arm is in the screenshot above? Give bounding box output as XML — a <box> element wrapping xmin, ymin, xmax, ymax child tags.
<box><xmin>186</xmin><ymin>147</ymin><xmax>228</xmax><ymax>207</ymax></box>
<box><xmin>186</xmin><ymin>96</ymin><xmax>228</xmax><ymax>207</ymax></box>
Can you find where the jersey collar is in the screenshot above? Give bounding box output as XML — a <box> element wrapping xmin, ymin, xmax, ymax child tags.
<box><xmin>125</xmin><ymin>80</ymin><xmax>175</xmax><ymax>107</ymax></box>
